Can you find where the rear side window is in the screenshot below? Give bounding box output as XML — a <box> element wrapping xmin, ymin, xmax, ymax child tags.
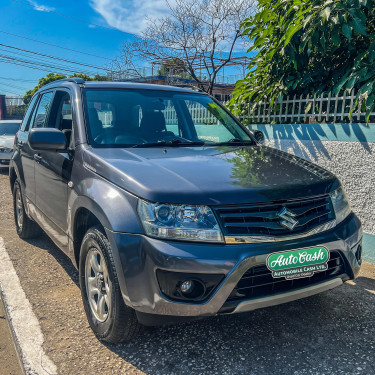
<box><xmin>95</xmin><ymin>102</ymin><xmax>114</xmax><ymax>128</ymax></box>
<box><xmin>31</xmin><ymin>92</ymin><xmax>54</xmax><ymax>129</ymax></box>
<box><xmin>21</xmin><ymin>95</ymin><xmax>38</xmax><ymax>132</ymax></box>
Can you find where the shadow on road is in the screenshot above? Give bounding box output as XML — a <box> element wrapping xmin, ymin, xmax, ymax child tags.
<box><xmin>105</xmin><ymin>277</ymin><xmax>375</xmax><ymax>374</ymax></box>
<box><xmin>26</xmin><ymin>232</ymin><xmax>79</xmax><ymax>286</ymax></box>
<box><xmin>34</xmin><ymin>230</ymin><xmax>375</xmax><ymax>374</ymax></box>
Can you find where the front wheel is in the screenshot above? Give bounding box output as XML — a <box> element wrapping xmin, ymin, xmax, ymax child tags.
<box><xmin>79</xmin><ymin>226</ymin><xmax>142</xmax><ymax>343</ymax></box>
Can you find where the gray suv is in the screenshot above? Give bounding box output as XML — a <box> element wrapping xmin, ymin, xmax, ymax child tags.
<box><xmin>10</xmin><ymin>78</ymin><xmax>362</xmax><ymax>343</ymax></box>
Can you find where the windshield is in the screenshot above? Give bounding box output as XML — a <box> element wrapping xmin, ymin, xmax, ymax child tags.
<box><xmin>0</xmin><ymin>122</ymin><xmax>20</xmax><ymax>136</ymax></box>
<box><xmin>82</xmin><ymin>89</ymin><xmax>253</xmax><ymax>147</ymax></box>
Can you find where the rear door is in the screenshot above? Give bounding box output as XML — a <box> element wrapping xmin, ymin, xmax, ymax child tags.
<box><xmin>16</xmin><ymin>92</ymin><xmax>54</xmax><ymax>205</ymax></box>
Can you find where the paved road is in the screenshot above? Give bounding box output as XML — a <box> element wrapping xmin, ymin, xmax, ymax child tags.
<box><xmin>0</xmin><ymin>171</ymin><xmax>374</xmax><ymax>375</ymax></box>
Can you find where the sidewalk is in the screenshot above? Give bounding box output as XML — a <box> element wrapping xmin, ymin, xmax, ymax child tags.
<box><xmin>0</xmin><ymin>293</ymin><xmax>22</xmax><ymax>375</ymax></box>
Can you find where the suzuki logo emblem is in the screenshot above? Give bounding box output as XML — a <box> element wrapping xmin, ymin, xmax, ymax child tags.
<box><xmin>277</xmin><ymin>207</ymin><xmax>298</xmax><ymax>230</ymax></box>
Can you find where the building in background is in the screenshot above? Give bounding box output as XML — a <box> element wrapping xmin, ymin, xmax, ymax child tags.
<box><xmin>0</xmin><ymin>95</ymin><xmax>25</xmax><ymax>120</ymax></box>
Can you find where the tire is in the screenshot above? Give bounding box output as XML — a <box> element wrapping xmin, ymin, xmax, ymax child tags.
<box><xmin>79</xmin><ymin>226</ymin><xmax>142</xmax><ymax>343</ymax></box>
<box><xmin>13</xmin><ymin>179</ymin><xmax>42</xmax><ymax>239</ymax></box>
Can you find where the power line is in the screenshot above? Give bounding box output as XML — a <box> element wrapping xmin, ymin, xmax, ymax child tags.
<box><xmin>0</xmin><ymin>76</ymin><xmax>37</xmax><ymax>82</ymax></box>
<box><xmin>0</xmin><ymin>43</ymin><xmax>110</xmax><ymax>72</ymax></box>
<box><xmin>0</xmin><ymin>82</ymin><xmax>25</xmax><ymax>96</ymax></box>
<box><xmin>0</xmin><ymin>58</ymin><xmax>65</xmax><ymax>74</ymax></box>
<box><xmin>0</xmin><ymin>88</ymin><xmax>23</xmax><ymax>96</ymax></box>
<box><xmin>0</xmin><ymin>55</ymin><xmax>98</xmax><ymax>76</ymax></box>
<box><xmin>0</xmin><ymin>81</ymin><xmax>30</xmax><ymax>91</ymax></box>
<box><xmin>0</xmin><ymin>54</ymin><xmax>98</xmax><ymax>76</ymax></box>
<box><xmin>0</xmin><ymin>29</ymin><xmax>113</xmax><ymax>62</ymax></box>
<box><xmin>12</xmin><ymin>0</ymin><xmax>128</xmax><ymax>34</ymax></box>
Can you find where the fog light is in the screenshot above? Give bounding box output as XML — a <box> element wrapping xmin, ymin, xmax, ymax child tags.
<box><xmin>180</xmin><ymin>280</ymin><xmax>193</xmax><ymax>294</ymax></box>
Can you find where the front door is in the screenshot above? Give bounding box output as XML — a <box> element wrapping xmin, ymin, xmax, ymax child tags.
<box><xmin>33</xmin><ymin>90</ymin><xmax>74</xmax><ymax>252</ymax></box>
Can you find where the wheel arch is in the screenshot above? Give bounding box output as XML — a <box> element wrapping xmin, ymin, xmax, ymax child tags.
<box><xmin>71</xmin><ymin>197</ymin><xmax>112</xmax><ymax>268</ymax></box>
<box><xmin>9</xmin><ymin>164</ymin><xmax>19</xmax><ymax>193</ymax></box>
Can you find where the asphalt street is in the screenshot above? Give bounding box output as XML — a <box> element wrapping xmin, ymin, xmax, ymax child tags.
<box><xmin>0</xmin><ymin>171</ymin><xmax>374</xmax><ymax>375</ymax></box>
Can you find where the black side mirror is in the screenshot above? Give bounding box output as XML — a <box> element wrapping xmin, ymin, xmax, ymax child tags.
<box><xmin>252</xmin><ymin>130</ymin><xmax>265</xmax><ymax>144</ymax></box>
<box><xmin>28</xmin><ymin>128</ymin><xmax>67</xmax><ymax>151</ymax></box>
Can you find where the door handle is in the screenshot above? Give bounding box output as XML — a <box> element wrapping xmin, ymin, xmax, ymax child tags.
<box><xmin>34</xmin><ymin>153</ymin><xmax>42</xmax><ymax>162</ymax></box>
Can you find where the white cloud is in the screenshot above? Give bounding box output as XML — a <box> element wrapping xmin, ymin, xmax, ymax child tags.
<box><xmin>27</xmin><ymin>0</ymin><xmax>55</xmax><ymax>12</ymax></box>
<box><xmin>89</xmin><ymin>0</ymin><xmax>173</xmax><ymax>35</ymax></box>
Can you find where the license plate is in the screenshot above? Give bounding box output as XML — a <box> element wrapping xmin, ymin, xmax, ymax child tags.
<box><xmin>266</xmin><ymin>246</ymin><xmax>330</xmax><ymax>280</ymax></box>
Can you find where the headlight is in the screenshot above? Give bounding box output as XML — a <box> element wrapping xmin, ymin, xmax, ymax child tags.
<box><xmin>330</xmin><ymin>186</ymin><xmax>351</xmax><ymax>224</ymax></box>
<box><xmin>137</xmin><ymin>200</ymin><xmax>224</xmax><ymax>243</ymax></box>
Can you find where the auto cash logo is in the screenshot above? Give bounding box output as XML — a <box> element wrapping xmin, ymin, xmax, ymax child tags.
<box><xmin>266</xmin><ymin>246</ymin><xmax>330</xmax><ymax>280</ymax></box>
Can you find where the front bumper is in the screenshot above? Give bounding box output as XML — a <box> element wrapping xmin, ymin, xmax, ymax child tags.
<box><xmin>106</xmin><ymin>213</ymin><xmax>362</xmax><ymax>318</ymax></box>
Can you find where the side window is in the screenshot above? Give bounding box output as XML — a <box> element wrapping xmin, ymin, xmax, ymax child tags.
<box><xmin>21</xmin><ymin>95</ymin><xmax>38</xmax><ymax>132</ymax></box>
<box><xmin>184</xmin><ymin>99</ymin><xmax>233</xmax><ymax>143</ymax></box>
<box><xmin>48</xmin><ymin>90</ymin><xmax>74</xmax><ymax>147</ymax></box>
<box><xmin>96</xmin><ymin>102</ymin><xmax>114</xmax><ymax>128</ymax></box>
<box><xmin>31</xmin><ymin>92</ymin><xmax>54</xmax><ymax>129</ymax></box>
<box><xmin>161</xmin><ymin>100</ymin><xmax>180</xmax><ymax>135</ymax></box>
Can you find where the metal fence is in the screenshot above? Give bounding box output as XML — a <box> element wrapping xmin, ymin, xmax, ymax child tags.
<box><xmin>234</xmin><ymin>90</ymin><xmax>375</xmax><ymax>124</ymax></box>
<box><xmin>162</xmin><ymin>102</ymin><xmax>221</xmax><ymax>126</ymax></box>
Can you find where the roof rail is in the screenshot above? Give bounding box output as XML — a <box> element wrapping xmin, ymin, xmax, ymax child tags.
<box><xmin>47</xmin><ymin>77</ymin><xmax>85</xmax><ymax>85</ymax></box>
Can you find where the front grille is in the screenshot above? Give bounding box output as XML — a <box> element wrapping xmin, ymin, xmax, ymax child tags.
<box><xmin>214</xmin><ymin>195</ymin><xmax>335</xmax><ymax>237</ymax></box>
<box><xmin>226</xmin><ymin>251</ymin><xmax>345</xmax><ymax>303</ymax></box>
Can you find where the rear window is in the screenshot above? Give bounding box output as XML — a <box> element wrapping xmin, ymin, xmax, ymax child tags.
<box><xmin>0</xmin><ymin>123</ymin><xmax>20</xmax><ymax>136</ymax></box>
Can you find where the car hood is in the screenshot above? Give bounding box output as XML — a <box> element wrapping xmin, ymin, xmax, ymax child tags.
<box><xmin>0</xmin><ymin>136</ymin><xmax>14</xmax><ymax>149</ymax></box>
<box><xmin>83</xmin><ymin>145</ymin><xmax>339</xmax><ymax>205</ymax></box>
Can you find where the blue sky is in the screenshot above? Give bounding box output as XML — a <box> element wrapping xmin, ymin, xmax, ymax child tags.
<box><xmin>0</xmin><ymin>0</ymin><xmax>249</xmax><ymax>97</ymax></box>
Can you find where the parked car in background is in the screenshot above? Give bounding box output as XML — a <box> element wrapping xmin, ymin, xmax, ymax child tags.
<box><xmin>10</xmin><ymin>78</ymin><xmax>362</xmax><ymax>343</ymax></box>
<box><xmin>0</xmin><ymin>120</ymin><xmax>21</xmax><ymax>168</ymax></box>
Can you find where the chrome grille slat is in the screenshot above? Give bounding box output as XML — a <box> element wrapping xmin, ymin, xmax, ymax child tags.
<box><xmin>215</xmin><ymin>195</ymin><xmax>335</xmax><ymax>238</ymax></box>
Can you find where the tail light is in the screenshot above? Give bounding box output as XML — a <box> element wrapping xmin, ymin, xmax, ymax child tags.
<box><xmin>13</xmin><ymin>132</ymin><xmax>18</xmax><ymax>153</ymax></box>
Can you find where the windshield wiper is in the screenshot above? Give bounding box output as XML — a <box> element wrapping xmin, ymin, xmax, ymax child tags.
<box><xmin>131</xmin><ymin>139</ymin><xmax>206</xmax><ymax>148</ymax></box>
<box><xmin>212</xmin><ymin>138</ymin><xmax>255</xmax><ymax>146</ymax></box>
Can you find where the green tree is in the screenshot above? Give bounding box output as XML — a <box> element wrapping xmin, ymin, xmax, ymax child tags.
<box><xmin>231</xmin><ymin>0</ymin><xmax>375</xmax><ymax>120</ymax></box>
<box><xmin>157</xmin><ymin>59</ymin><xmax>192</xmax><ymax>79</ymax></box>
<box><xmin>23</xmin><ymin>73</ymin><xmax>108</xmax><ymax>105</ymax></box>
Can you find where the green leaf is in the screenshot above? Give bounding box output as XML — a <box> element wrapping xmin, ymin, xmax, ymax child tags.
<box><xmin>320</xmin><ymin>7</ymin><xmax>331</xmax><ymax>21</ymax></box>
<box><xmin>349</xmin><ymin>17</ymin><xmax>367</xmax><ymax>35</ymax></box>
<box><xmin>332</xmin><ymin>26</ymin><xmax>341</xmax><ymax>45</ymax></box>
<box><xmin>332</xmin><ymin>15</ymin><xmax>339</xmax><ymax>24</ymax></box>
<box><xmin>302</xmin><ymin>14</ymin><xmax>313</xmax><ymax>28</ymax></box>
<box><xmin>283</xmin><ymin>23</ymin><xmax>303</xmax><ymax>46</ymax></box>
<box><xmin>342</xmin><ymin>24</ymin><xmax>352</xmax><ymax>40</ymax></box>
<box><xmin>320</xmin><ymin>33</ymin><xmax>326</xmax><ymax>48</ymax></box>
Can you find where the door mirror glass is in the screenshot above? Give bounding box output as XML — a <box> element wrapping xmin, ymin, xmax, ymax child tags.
<box><xmin>28</xmin><ymin>128</ymin><xmax>67</xmax><ymax>151</ymax></box>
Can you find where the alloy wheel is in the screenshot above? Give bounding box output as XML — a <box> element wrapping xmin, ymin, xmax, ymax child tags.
<box><xmin>15</xmin><ymin>187</ymin><xmax>24</xmax><ymax>230</ymax></box>
<box><xmin>85</xmin><ymin>248</ymin><xmax>111</xmax><ymax>322</ymax></box>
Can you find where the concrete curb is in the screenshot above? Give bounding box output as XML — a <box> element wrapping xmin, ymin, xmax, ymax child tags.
<box><xmin>363</xmin><ymin>232</ymin><xmax>375</xmax><ymax>266</ymax></box>
<box><xmin>0</xmin><ymin>237</ymin><xmax>57</xmax><ymax>375</ymax></box>
<box><xmin>0</xmin><ymin>285</ymin><xmax>26</xmax><ymax>375</ymax></box>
